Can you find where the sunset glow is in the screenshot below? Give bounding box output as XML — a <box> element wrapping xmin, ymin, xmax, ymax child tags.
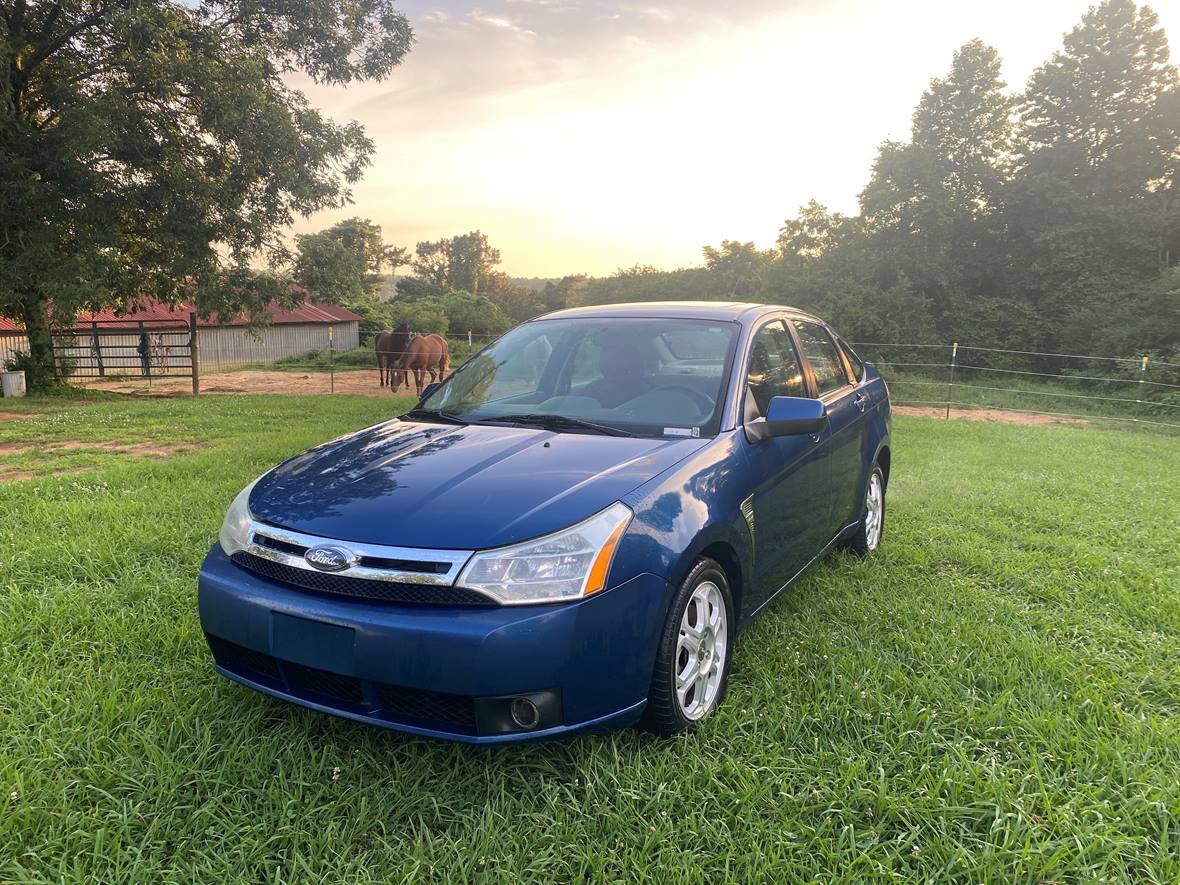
<box><xmin>291</xmin><ymin>0</ymin><xmax>1180</xmax><ymax>276</ymax></box>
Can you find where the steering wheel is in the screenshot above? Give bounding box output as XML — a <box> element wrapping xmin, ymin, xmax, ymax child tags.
<box><xmin>654</xmin><ymin>385</ymin><xmax>715</xmax><ymax>416</ymax></box>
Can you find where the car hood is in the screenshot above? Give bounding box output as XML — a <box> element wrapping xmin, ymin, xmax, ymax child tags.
<box><xmin>249</xmin><ymin>419</ymin><xmax>709</xmax><ymax>549</ymax></box>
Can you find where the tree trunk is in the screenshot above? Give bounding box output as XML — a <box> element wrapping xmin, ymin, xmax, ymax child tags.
<box><xmin>14</xmin><ymin>290</ymin><xmax>56</xmax><ymax>390</ymax></box>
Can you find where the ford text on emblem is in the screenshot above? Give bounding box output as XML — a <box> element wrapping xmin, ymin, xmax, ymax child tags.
<box><xmin>304</xmin><ymin>545</ymin><xmax>356</xmax><ymax>572</ymax></box>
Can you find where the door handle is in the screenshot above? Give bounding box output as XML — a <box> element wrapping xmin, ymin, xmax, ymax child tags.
<box><xmin>854</xmin><ymin>392</ymin><xmax>868</xmax><ymax>412</ymax></box>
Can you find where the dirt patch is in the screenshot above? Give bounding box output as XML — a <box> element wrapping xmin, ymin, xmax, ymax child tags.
<box><xmin>0</xmin><ymin>412</ymin><xmax>37</xmax><ymax>421</ymax></box>
<box><xmin>78</xmin><ymin>369</ymin><xmax>412</xmax><ymax>398</ymax></box>
<box><xmin>51</xmin><ymin>440</ymin><xmax>197</xmax><ymax>458</ymax></box>
<box><xmin>0</xmin><ymin>466</ymin><xmax>90</xmax><ymax>485</ymax></box>
<box><xmin>0</xmin><ymin>442</ymin><xmax>31</xmax><ymax>456</ymax></box>
<box><xmin>895</xmin><ymin>405</ymin><xmax>1090</xmax><ymax>427</ymax></box>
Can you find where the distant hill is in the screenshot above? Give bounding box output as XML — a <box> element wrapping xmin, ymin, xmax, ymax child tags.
<box><xmin>510</xmin><ymin>277</ymin><xmax>559</xmax><ymax>293</ymax></box>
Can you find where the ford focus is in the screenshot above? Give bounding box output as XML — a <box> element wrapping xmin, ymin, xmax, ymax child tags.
<box><xmin>198</xmin><ymin>302</ymin><xmax>891</xmax><ymax>742</ymax></box>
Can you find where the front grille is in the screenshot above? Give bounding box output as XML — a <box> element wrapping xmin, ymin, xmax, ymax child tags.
<box><xmin>285</xmin><ymin>662</ymin><xmax>365</xmax><ymax>706</ymax></box>
<box><xmin>230</xmin><ymin>551</ymin><xmax>495</xmax><ymax>606</ymax></box>
<box><xmin>253</xmin><ymin>534</ymin><xmax>452</xmax><ymax>574</ymax></box>
<box><xmin>206</xmin><ymin>635</ymin><xmax>477</xmax><ymax>733</ymax></box>
<box><xmin>375</xmin><ymin>683</ymin><xmax>477</xmax><ymax>730</ymax></box>
<box><xmin>206</xmin><ymin>635</ymin><xmax>282</xmax><ymax>684</ymax></box>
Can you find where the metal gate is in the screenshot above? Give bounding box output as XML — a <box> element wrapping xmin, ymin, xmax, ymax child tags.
<box><xmin>51</xmin><ymin>313</ymin><xmax>200</xmax><ymax>394</ymax></box>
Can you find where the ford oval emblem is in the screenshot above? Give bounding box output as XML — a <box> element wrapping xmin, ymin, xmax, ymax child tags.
<box><xmin>304</xmin><ymin>545</ymin><xmax>356</xmax><ymax>572</ymax></box>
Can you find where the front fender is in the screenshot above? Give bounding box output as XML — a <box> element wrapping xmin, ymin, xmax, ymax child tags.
<box><xmin>610</xmin><ymin>431</ymin><xmax>754</xmax><ymax>617</ymax></box>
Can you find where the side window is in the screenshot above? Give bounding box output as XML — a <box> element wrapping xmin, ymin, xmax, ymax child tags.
<box><xmin>837</xmin><ymin>337</ymin><xmax>864</xmax><ymax>382</ymax></box>
<box><xmin>793</xmin><ymin>320</ymin><xmax>851</xmax><ymax>396</ymax></box>
<box><xmin>745</xmin><ymin>321</ymin><xmax>807</xmax><ymax>418</ymax></box>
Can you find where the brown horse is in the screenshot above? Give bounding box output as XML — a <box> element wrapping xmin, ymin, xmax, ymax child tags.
<box><xmin>391</xmin><ymin>334</ymin><xmax>450</xmax><ymax>396</ymax></box>
<box><xmin>375</xmin><ymin>323</ymin><xmax>411</xmax><ymax>387</ymax></box>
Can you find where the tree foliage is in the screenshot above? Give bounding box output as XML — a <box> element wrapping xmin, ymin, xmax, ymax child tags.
<box><xmin>0</xmin><ymin>0</ymin><xmax>413</xmax><ymax>386</ymax></box>
<box><xmin>411</xmin><ymin>230</ymin><xmax>501</xmax><ymax>296</ymax></box>
<box><xmin>571</xmin><ymin>1</ymin><xmax>1179</xmax><ymax>364</ymax></box>
<box><xmin>294</xmin><ymin>217</ymin><xmax>401</xmax><ymax>309</ymax></box>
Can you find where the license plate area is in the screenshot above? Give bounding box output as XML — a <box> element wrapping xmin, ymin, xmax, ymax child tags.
<box><xmin>271</xmin><ymin>612</ymin><xmax>356</xmax><ymax>673</ymax></box>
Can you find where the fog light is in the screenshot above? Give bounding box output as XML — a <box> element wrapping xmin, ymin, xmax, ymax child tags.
<box><xmin>510</xmin><ymin>697</ymin><xmax>540</xmax><ymax>730</ymax></box>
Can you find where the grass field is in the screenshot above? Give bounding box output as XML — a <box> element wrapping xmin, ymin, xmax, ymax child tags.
<box><xmin>1</xmin><ymin>395</ymin><xmax>1178</xmax><ymax>882</ymax></box>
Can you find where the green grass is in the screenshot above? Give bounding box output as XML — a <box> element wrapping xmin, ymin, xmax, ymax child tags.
<box><xmin>871</xmin><ymin>360</ymin><xmax>1180</xmax><ymax>428</ymax></box>
<box><xmin>1</xmin><ymin>395</ymin><xmax>1178</xmax><ymax>882</ymax></box>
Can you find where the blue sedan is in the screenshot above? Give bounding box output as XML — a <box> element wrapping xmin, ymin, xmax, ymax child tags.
<box><xmin>198</xmin><ymin>302</ymin><xmax>891</xmax><ymax>741</ymax></box>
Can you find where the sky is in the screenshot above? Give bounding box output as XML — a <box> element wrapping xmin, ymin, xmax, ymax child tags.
<box><xmin>290</xmin><ymin>0</ymin><xmax>1180</xmax><ymax>278</ymax></box>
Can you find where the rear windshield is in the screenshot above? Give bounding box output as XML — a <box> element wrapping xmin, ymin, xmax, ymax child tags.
<box><xmin>422</xmin><ymin>318</ymin><xmax>740</xmax><ymax>437</ymax></box>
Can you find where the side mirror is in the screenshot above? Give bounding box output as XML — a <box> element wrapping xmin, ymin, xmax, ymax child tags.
<box><xmin>746</xmin><ymin>396</ymin><xmax>828</xmax><ymax>442</ymax></box>
<box><xmin>419</xmin><ymin>382</ymin><xmax>440</xmax><ymax>400</ymax></box>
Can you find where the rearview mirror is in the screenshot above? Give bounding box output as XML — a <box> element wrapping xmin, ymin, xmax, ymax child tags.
<box><xmin>745</xmin><ymin>396</ymin><xmax>828</xmax><ymax>442</ymax></box>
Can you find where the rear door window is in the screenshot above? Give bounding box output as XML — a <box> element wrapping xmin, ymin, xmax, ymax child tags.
<box><xmin>792</xmin><ymin>320</ymin><xmax>851</xmax><ymax>396</ymax></box>
<box><xmin>837</xmin><ymin>337</ymin><xmax>864</xmax><ymax>381</ymax></box>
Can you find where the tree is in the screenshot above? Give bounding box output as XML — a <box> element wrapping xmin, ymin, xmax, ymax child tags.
<box><xmin>776</xmin><ymin>200</ymin><xmax>851</xmax><ymax>261</ymax></box>
<box><xmin>858</xmin><ymin>40</ymin><xmax>1015</xmax><ymax>334</ymax></box>
<box><xmin>294</xmin><ymin>217</ymin><xmax>402</xmax><ymax>308</ymax></box>
<box><xmin>1010</xmin><ymin>0</ymin><xmax>1179</xmax><ymax>349</ymax></box>
<box><xmin>537</xmin><ymin>275</ymin><xmax>588</xmax><ymax>313</ymax></box>
<box><xmin>411</xmin><ymin>230</ymin><xmax>501</xmax><ymax>296</ymax></box>
<box><xmin>480</xmin><ymin>272</ymin><xmax>543</xmax><ymax>323</ymax></box>
<box><xmin>701</xmin><ymin>240</ymin><xmax>775</xmax><ymax>298</ymax></box>
<box><xmin>0</xmin><ymin>0</ymin><xmax>413</xmax><ymax>387</ymax></box>
<box><xmin>435</xmin><ymin>290</ymin><xmax>511</xmax><ymax>337</ymax></box>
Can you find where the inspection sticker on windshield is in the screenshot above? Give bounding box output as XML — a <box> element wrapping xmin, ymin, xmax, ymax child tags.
<box><xmin>664</xmin><ymin>427</ymin><xmax>700</xmax><ymax>438</ymax></box>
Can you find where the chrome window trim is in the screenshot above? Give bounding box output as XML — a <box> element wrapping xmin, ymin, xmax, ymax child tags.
<box><xmin>245</xmin><ymin>521</ymin><xmax>474</xmax><ymax>587</ymax></box>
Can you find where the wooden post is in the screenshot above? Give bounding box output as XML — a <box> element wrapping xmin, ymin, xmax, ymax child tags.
<box><xmin>329</xmin><ymin>324</ymin><xmax>335</xmax><ymax>394</ymax></box>
<box><xmin>945</xmin><ymin>341</ymin><xmax>959</xmax><ymax>420</ymax></box>
<box><xmin>190</xmin><ymin>312</ymin><xmax>200</xmax><ymax>397</ymax></box>
<box><xmin>92</xmin><ymin>321</ymin><xmax>105</xmax><ymax>378</ymax></box>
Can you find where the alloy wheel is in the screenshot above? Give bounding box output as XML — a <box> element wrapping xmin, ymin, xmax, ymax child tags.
<box><xmin>675</xmin><ymin>580</ymin><xmax>728</xmax><ymax>720</ymax></box>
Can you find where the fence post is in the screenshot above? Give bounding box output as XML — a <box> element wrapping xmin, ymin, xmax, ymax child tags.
<box><xmin>329</xmin><ymin>324</ymin><xmax>335</xmax><ymax>394</ymax></box>
<box><xmin>91</xmin><ymin>321</ymin><xmax>105</xmax><ymax>378</ymax></box>
<box><xmin>945</xmin><ymin>341</ymin><xmax>959</xmax><ymax>420</ymax></box>
<box><xmin>189</xmin><ymin>311</ymin><xmax>200</xmax><ymax>397</ymax></box>
<box><xmin>468</xmin><ymin>329</ymin><xmax>472</xmax><ymax>346</ymax></box>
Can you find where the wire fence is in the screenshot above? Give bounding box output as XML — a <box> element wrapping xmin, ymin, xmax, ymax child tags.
<box><xmin>7</xmin><ymin>319</ymin><xmax>1178</xmax><ymax>435</ymax></box>
<box><xmin>852</xmin><ymin>340</ymin><xmax>1180</xmax><ymax>432</ymax></box>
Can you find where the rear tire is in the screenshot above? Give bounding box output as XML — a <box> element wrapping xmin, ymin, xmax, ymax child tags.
<box><xmin>641</xmin><ymin>558</ymin><xmax>734</xmax><ymax>736</ymax></box>
<box><xmin>845</xmin><ymin>464</ymin><xmax>885</xmax><ymax>556</ymax></box>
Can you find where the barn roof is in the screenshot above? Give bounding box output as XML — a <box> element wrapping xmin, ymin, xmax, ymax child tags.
<box><xmin>0</xmin><ymin>297</ymin><xmax>361</xmax><ymax>333</ymax></box>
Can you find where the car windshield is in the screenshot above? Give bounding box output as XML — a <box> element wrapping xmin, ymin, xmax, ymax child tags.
<box><xmin>419</xmin><ymin>317</ymin><xmax>740</xmax><ymax>437</ymax></box>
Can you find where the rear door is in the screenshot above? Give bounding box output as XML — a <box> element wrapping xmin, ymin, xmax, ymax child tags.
<box><xmin>741</xmin><ymin>319</ymin><xmax>831</xmax><ymax>609</ymax></box>
<box><xmin>791</xmin><ymin>319</ymin><xmax>865</xmax><ymax>536</ymax></box>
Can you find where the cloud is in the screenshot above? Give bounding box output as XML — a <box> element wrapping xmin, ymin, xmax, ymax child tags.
<box><xmin>469</xmin><ymin>8</ymin><xmax>537</xmax><ymax>35</ymax></box>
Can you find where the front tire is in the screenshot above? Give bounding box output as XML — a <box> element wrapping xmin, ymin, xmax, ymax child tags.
<box><xmin>845</xmin><ymin>464</ymin><xmax>885</xmax><ymax>556</ymax></box>
<box><xmin>642</xmin><ymin>558</ymin><xmax>734</xmax><ymax>736</ymax></box>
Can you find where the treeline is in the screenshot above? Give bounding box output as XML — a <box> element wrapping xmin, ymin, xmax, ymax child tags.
<box><xmin>293</xmin><ymin>223</ymin><xmax>577</xmax><ymax>339</ymax></box>
<box><xmin>572</xmin><ymin>0</ymin><xmax>1180</xmax><ymax>363</ymax></box>
<box><xmin>297</xmin><ymin>0</ymin><xmax>1178</xmax><ymax>364</ymax></box>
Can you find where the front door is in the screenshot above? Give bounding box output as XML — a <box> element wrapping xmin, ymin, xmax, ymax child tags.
<box><xmin>792</xmin><ymin>319</ymin><xmax>866</xmax><ymax>534</ymax></box>
<box><xmin>740</xmin><ymin>319</ymin><xmax>831</xmax><ymax>611</ymax></box>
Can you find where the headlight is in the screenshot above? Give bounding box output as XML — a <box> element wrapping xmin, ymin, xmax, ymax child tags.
<box><xmin>218</xmin><ymin>479</ymin><xmax>259</xmax><ymax>556</ymax></box>
<box><xmin>457</xmin><ymin>502</ymin><xmax>633</xmax><ymax>605</ymax></box>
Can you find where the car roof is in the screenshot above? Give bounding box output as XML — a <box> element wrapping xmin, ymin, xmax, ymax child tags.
<box><xmin>534</xmin><ymin>301</ymin><xmax>823</xmax><ymax>324</ymax></box>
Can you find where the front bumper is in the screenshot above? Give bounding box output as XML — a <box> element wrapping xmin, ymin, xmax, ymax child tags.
<box><xmin>197</xmin><ymin>545</ymin><xmax>669</xmax><ymax>743</ymax></box>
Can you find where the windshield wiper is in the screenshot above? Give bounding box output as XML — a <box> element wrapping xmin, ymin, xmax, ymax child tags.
<box><xmin>401</xmin><ymin>407</ymin><xmax>467</xmax><ymax>425</ymax></box>
<box><xmin>485</xmin><ymin>413</ymin><xmax>633</xmax><ymax>438</ymax></box>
